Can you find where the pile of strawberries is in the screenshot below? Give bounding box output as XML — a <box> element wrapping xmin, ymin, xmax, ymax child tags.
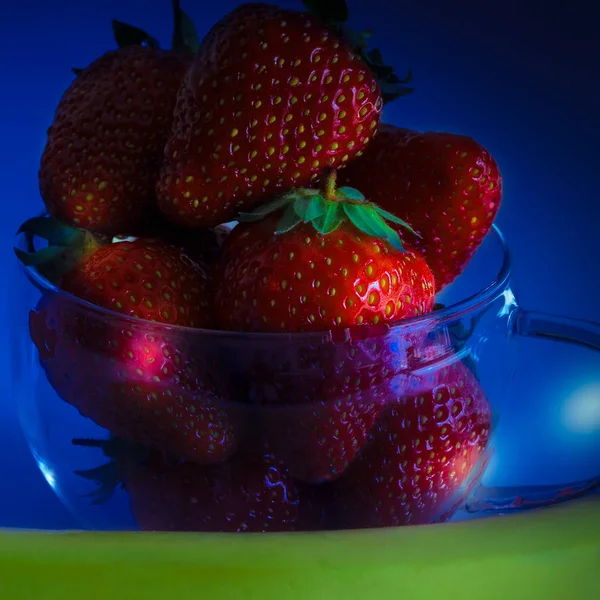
<box><xmin>18</xmin><ymin>0</ymin><xmax>502</xmax><ymax>532</ymax></box>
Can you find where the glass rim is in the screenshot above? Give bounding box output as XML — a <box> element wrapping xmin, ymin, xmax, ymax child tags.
<box><xmin>18</xmin><ymin>224</ymin><xmax>512</xmax><ymax>341</ymax></box>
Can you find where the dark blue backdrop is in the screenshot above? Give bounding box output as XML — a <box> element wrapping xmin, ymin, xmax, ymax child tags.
<box><xmin>0</xmin><ymin>0</ymin><xmax>598</xmax><ymax>529</ymax></box>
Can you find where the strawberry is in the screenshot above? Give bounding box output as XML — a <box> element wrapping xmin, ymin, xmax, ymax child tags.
<box><xmin>39</xmin><ymin>8</ymin><xmax>200</xmax><ymax>236</ymax></box>
<box><xmin>155</xmin><ymin>3</ymin><xmax>386</xmax><ymax>229</ymax></box>
<box><xmin>214</xmin><ymin>172</ymin><xmax>435</xmax><ymax>333</ymax></box>
<box><xmin>338</xmin><ymin>125</ymin><xmax>502</xmax><ymax>290</ymax></box>
<box><xmin>21</xmin><ymin>217</ymin><xmax>240</xmax><ymax>464</ymax></box>
<box><xmin>213</xmin><ymin>170</ymin><xmax>436</xmax><ymax>482</ymax></box>
<box><xmin>216</xmin><ymin>317</ymin><xmax>431</xmax><ymax>484</ymax></box>
<box><xmin>73</xmin><ymin>437</ymin><xmax>313</xmax><ymax>533</ymax></box>
<box><xmin>260</xmin><ymin>393</ymin><xmax>385</xmax><ymax>483</ymax></box>
<box><xmin>331</xmin><ymin>357</ymin><xmax>492</xmax><ymax>528</ymax></box>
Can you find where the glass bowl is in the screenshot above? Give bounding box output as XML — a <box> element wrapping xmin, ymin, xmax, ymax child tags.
<box><xmin>10</xmin><ymin>224</ymin><xmax>600</xmax><ymax>532</ymax></box>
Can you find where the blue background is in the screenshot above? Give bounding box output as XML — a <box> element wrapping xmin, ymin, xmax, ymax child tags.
<box><xmin>0</xmin><ymin>0</ymin><xmax>598</xmax><ymax>529</ymax></box>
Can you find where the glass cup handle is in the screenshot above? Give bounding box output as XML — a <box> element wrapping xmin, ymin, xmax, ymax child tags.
<box><xmin>465</xmin><ymin>308</ymin><xmax>600</xmax><ymax>515</ymax></box>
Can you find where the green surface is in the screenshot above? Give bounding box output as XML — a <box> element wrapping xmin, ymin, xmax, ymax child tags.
<box><xmin>1</xmin><ymin>497</ymin><xmax>599</xmax><ymax>599</ymax></box>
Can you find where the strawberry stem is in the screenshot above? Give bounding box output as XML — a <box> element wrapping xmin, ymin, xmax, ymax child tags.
<box><xmin>320</xmin><ymin>168</ymin><xmax>338</xmax><ymax>203</ymax></box>
<box><xmin>238</xmin><ymin>176</ymin><xmax>420</xmax><ymax>253</ymax></box>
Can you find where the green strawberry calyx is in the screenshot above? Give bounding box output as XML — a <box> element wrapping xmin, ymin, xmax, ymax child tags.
<box><xmin>14</xmin><ymin>216</ymin><xmax>104</xmax><ymax>283</ymax></box>
<box><xmin>238</xmin><ymin>168</ymin><xmax>420</xmax><ymax>252</ymax></box>
<box><xmin>71</xmin><ymin>437</ymin><xmax>150</xmax><ymax>505</ymax></box>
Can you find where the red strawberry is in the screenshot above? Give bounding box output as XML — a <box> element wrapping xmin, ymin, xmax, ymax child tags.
<box><xmin>215</xmin><ymin>317</ymin><xmax>430</xmax><ymax>484</ymax></box>
<box><xmin>73</xmin><ymin>437</ymin><xmax>311</xmax><ymax>533</ymax></box>
<box><xmin>23</xmin><ymin>219</ymin><xmax>240</xmax><ymax>464</ymax></box>
<box><xmin>55</xmin><ymin>235</ymin><xmax>211</xmax><ymax>327</ymax></box>
<box><xmin>156</xmin><ymin>3</ymin><xmax>384</xmax><ymax>229</ymax></box>
<box><xmin>39</xmin><ymin>13</ymin><xmax>199</xmax><ymax>236</ymax></box>
<box><xmin>261</xmin><ymin>393</ymin><xmax>385</xmax><ymax>483</ymax></box>
<box><xmin>331</xmin><ymin>357</ymin><xmax>492</xmax><ymax>528</ymax></box>
<box><xmin>338</xmin><ymin>125</ymin><xmax>502</xmax><ymax>290</ymax></box>
<box><xmin>214</xmin><ymin>176</ymin><xmax>435</xmax><ymax>333</ymax></box>
<box><xmin>213</xmin><ymin>171</ymin><xmax>436</xmax><ymax>482</ymax></box>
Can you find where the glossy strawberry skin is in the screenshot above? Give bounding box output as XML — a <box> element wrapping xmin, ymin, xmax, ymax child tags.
<box><xmin>125</xmin><ymin>446</ymin><xmax>303</xmax><ymax>532</ymax></box>
<box><xmin>59</xmin><ymin>239</ymin><xmax>211</xmax><ymax>327</ymax></box>
<box><xmin>156</xmin><ymin>3</ymin><xmax>383</xmax><ymax>228</ymax></box>
<box><xmin>214</xmin><ymin>217</ymin><xmax>435</xmax><ymax>333</ymax></box>
<box><xmin>39</xmin><ymin>46</ymin><xmax>190</xmax><ymax>236</ymax></box>
<box><xmin>331</xmin><ymin>359</ymin><xmax>492</xmax><ymax>528</ymax></box>
<box><xmin>338</xmin><ymin>125</ymin><xmax>502</xmax><ymax>290</ymax></box>
<box><xmin>29</xmin><ymin>240</ymin><xmax>241</xmax><ymax>464</ymax></box>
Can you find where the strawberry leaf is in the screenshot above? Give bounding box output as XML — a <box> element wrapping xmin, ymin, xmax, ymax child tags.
<box><xmin>340</xmin><ymin>28</ymin><xmax>372</xmax><ymax>54</ymax></box>
<box><xmin>74</xmin><ymin>462</ymin><xmax>122</xmax><ymax>505</ymax></box>
<box><xmin>379</xmin><ymin>81</ymin><xmax>415</xmax><ymax>101</ymax></box>
<box><xmin>294</xmin><ymin>194</ymin><xmax>327</xmax><ymax>222</ymax></box>
<box><xmin>337</xmin><ymin>186</ymin><xmax>365</xmax><ymax>202</ymax></box>
<box><xmin>14</xmin><ymin>245</ymin><xmax>68</xmax><ymax>267</ymax></box>
<box><xmin>305</xmin><ymin>194</ymin><xmax>328</xmax><ymax>221</ymax></box>
<box><xmin>365</xmin><ymin>55</ymin><xmax>414</xmax><ymax>103</ymax></box>
<box><xmin>373</xmin><ymin>206</ymin><xmax>421</xmax><ymax>238</ymax></box>
<box><xmin>331</xmin><ymin>23</ymin><xmax>413</xmax><ymax>104</ymax></box>
<box><xmin>15</xmin><ymin>216</ymin><xmax>102</xmax><ymax>282</ymax></box>
<box><xmin>17</xmin><ymin>216</ymin><xmax>85</xmax><ymax>246</ymax></box>
<box><xmin>302</xmin><ymin>0</ymin><xmax>349</xmax><ymax>23</ymax></box>
<box><xmin>72</xmin><ymin>437</ymin><xmax>150</xmax><ymax>505</ymax></box>
<box><xmin>302</xmin><ymin>0</ymin><xmax>413</xmax><ymax>104</ymax></box>
<box><xmin>341</xmin><ymin>203</ymin><xmax>378</xmax><ymax>237</ymax></box>
<box><xmin>275</xmin><ymin>204</ymin><xmax>303</xmax><ymax>234</ymax></box>
<box><xmin>171</xmin><ymin>1</ymin><xmax>199</xmax><ymax>55</ymax></box>
<box><xmin>112</xmin><ymin>20</ymin><xmax>159</xmax><ymax>49</ymax></box>
<box><xmin>238</xmin><ymin>196</ymin><xmax>292</xmax><ymax>222</ymax></box>
<box><xmin>343</xmin><ymin>204</ymin><xmax>404</xmax><ymax>252</ymax></box>
<box><xmin>72</xmin><ymin>436</ymin><xmax>148</xmax><ymax>460</ymax></box>
<box><xmin>293</xmin><ymin>194</ymin><xmax>313</xmax><ymax>221</ymax></box>
<box><xmin>312</xmin><ymin>203</ymin><xmax>343</xmax><ymax>234</ymax></box>
<box><xmin>179</xmin><ymin>10</ymin><xmax>200</xmax><ymax>54</ymax></box>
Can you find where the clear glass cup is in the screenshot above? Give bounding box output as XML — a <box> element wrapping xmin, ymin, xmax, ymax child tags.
<box><xmin>10</xmin><ymin>225</ymin><xmax>600</xmax><ymax>532</ymax></box>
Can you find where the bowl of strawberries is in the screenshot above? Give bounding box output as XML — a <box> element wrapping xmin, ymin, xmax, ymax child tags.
<box><xmin>10</xmin><ymin>0</ymin><xmax>600</xmax><ymax>535</ymax></box>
